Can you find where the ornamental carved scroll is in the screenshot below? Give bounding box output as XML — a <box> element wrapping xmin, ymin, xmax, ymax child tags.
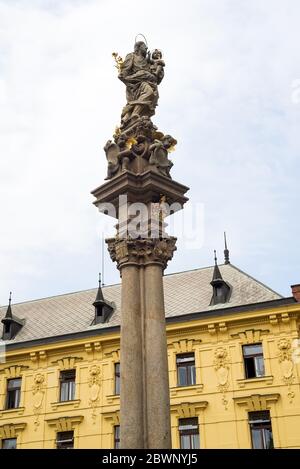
<box><xmin>214</xmin><ymin>347</ymin><xmax>230</xmax><ymax>410</ymax></box>
<box><xmin>278</xmin><ymin>338</ymin><xmax>295</xmax><ymax>403</ymax></box>
<box><xmin>32</xmin><ymin>373</ymin><xmax>45</xmax><ymax>430</ymax></box>
<box><xmin>88</xmin><ymin>365</ymin><xmax>101</xmax><ymax>423</ymax></box>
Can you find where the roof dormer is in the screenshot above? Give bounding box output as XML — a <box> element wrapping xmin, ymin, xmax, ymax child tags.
<box><xmin>210</xmin><ymin>252</ymin><xmax>231</xmax><ymax>306</ymax></box>
<box><xmin>1</xmin><ymin>292</ymin><xmax>24</xmax><ymax>340</ymax></box>
<box><xmin>92</xmin><ymin>275</ymin><xmax>114</xmax><ymax>324</ymax></box>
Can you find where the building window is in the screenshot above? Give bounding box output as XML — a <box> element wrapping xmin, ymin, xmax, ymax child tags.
<box><xmin>243</xmin><ymin>344</ymin><xmax>265</xmax><ymax>379</ymax></box>
<box><xmin>176</xmin><ymin>353</ymin><xmax>196</xmax><ymax>386</ymax></box>
<box><xmin>114</xmin><ymin>425</ymin><xmax>120</xmax><ymax>449</ymax></box>
<box><xmin>115</xmin><ymin>363</ymin><xmax>120</xmax><ymax>395</ymax></box>
<box><xmin>56</xmin><ymin>431</ymin><xmax>74</xmax><ymax>449</ymax></box>
<box><xmin>59</xmin><ymin>370</ymin><xmax>76</xmax><ymax>402</ymax></box>
<box><xmin>179</xmin><ymin>418</ymin><xmax>200</xmax><ymax>449</ymax></box>
<box><xmin>1</xmin><ymin>438</ymin><xmax>17</xmax><ymax>449</ymax></box>
<box><xmin>249</xmin><ymin>411</ymin><xmax>274</xmax><ymax>449</ymax></box>
<box><xmin>6</xmin><ymin>378</ymin><xmax>21</xmax><ymax>409</ymax></box>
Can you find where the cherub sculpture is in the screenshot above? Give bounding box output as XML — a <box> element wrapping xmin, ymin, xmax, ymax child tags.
<box><xmin>149</xmin><ymin>49</ymin><xmax>165</xmax><ymax>85</ymax></box>
<box><xmin>148</xmin><ymin>135</ymin><xmax>176</xmax><ymax>178</ymax></box>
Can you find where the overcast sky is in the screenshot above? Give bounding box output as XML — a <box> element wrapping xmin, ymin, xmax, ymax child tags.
<box><xmin>0</xmin><ymin>0</ymin><xmax>299</xmax><ymax>306</ymax></box>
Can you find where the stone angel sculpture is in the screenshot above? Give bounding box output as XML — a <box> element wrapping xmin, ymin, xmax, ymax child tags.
<box><xmin>104</xmin><ymin>136</ymin><xmax>133</xmax><ymax>180</ymax></box>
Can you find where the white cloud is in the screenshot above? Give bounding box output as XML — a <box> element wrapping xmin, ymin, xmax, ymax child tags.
<box><xmin>0</xmin><ymin>0</ymin><xmax>299</xmax><ymax>305</ymax></box>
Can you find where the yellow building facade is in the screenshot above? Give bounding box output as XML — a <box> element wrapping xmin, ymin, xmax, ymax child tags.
<box><xmin>1</xmin><ymin>265</ymin><xmax>300</xmax><ymax>449</ymax></box>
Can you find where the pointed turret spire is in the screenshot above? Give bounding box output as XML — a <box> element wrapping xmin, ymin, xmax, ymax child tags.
<box><xmin>212</xmin><ymin>250</ymin><xmax>222</xmax><ymax>281</ymax></box>
<box><xmin>5</xmin><ymin>292</ymin><xmax>13</xmax><ymax>319</ymax></box>
<box><xmin>224</xmin><ymin>232</ymin><xmax>230</xmax><ymax>265</ymax></box>
<box><xmin>94</xmin><ymin>273</ymin><xmax>104</xmax><ymax>303</ymax></box>
<box><xmin>1</xmin><ymin>291</ymin><xmax>24</xmax><ymax>340</ymax></box>
<box><xmin>92</xmin><ymin>273</ymin><xmax>113</xmax><ymax>324</ymax></box>
<box><xmin>210</xmin><ymin>251</ymin><xmax>231</xmax><ymax>306</ymax></box>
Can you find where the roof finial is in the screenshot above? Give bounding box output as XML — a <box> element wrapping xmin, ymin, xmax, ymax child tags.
<box><xmin>224</xmin><ymin>232</ymin><xmax>230</xmax><ymax>264</ymax></box>
<box><xmin>212</xmin><ymin>250</ymin><xmax>222</xmax><ymax>282</ymax></box>
<box><xmin>5</xmin><ymin>291</ymin><xmax>13</xmax><ymax>319</ymax></box>
<box><xmin>101</xmin><ymin>234</ymin><xmax>105</xmax><ymax>287</ymax></box>
<box><xmin>98</xmin><ymin>273</ymin><xmax>102</xmax><ymax>287</ymax></box>
<box><xmin>214</xmin><ymin>250</ymin><xmax>218</xmax><ymax>266</ymax></box>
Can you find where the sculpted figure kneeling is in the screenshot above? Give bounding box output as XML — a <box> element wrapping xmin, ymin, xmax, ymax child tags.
<box><xmin>104</xmin><ymin>136</ymin><xmax>132</xmax><ymax>180</ymax></box>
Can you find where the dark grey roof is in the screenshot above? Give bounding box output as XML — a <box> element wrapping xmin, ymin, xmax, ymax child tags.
<box><xmin>0</xmin><ymin>264</ymin><xmax>282</xmax><ymax>345</ymax></box>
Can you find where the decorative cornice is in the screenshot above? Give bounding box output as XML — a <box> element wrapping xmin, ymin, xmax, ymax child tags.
<box><xmin>51</xmin><ymin>356</ymin><xmax>83</xmax><ymax>370</ymax></box>
<box><xmin>50</xmin><ymin>400</ymin><xmax>81</xmax><ymax>411</ymax></box>
<box><xmin>45</xmin><ymin>416</ymin><xmax>83</xmax><ymax>431</ymax></box>
<box><xmin>231</xmin><ymin>329</ymin><xmax>270</xmax><ymax>344</ymax></box>
<box><xmin>170</xmin><ymin>339</ymin><xmax>201</xmax><ymax>353</ymax></box>
<box><xmin>233</xmin><ymin>393</ymin><xmax>280</xmax><ymax>411</ymax></box>
<box><xmin>0</xmin><ymin>407</ymin><xmax>25</xmax><ymax>418</ymax></box>
<box><xmin>102</xmin><ymin>410</ymin><xmax>120</xmax><ymax>426</ymax></box>
<box><xmin>106</xmin><ymin>237</ymin><xmax>177</xmax><ymax>270</ymax></box>
<box><xmin>1</xmin><ymin>365</ymin><xmax>28</xmax><ymax>378</ymax></box>
<box><xmin>236</xmin><ymin>375</ymin><xmax>274</xmax><ymax>389</ymax></box>
<box><xmin>170</xmin><ymin>384</ymin><xmax>203</xmax><ymax>397</ymax></box>
<box><xmin>3</xmin><ymin>301</ymin><xmax>299</xmax><ymax>353</ymax></box>
<box><xmin>0</xmin><ymin>422</ymin><xmax>26</xmax><ymax>439</ymax></box>
<box><xmin>171</xmin><ymin>401</ymin><xmax>208</xmax><ymax>417</ymax></box>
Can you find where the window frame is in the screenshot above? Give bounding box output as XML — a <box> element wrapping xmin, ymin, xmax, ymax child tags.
<box><xmin>242</xmin><ymin>343</ymin><xmax>265</xmax><ymax>379</ymax></box>
<box><xmin>1</xmin><ymin>438</ymin><xmax>17</xmax><ymax>449</ymax></box>
<box><xmin>5</xmin><ymin>378</ymin><xmax>22</xmax><ymax>410</ymax></box>
<box><xmin>114</xmin><ymin>425</ymin><xmax>120</xmax><ymax>449</ymax></box>
<box><xmin>56</xmin><ymin>431</ymin><xmax>74</xmax><ymax>449</ymax></box>
<box><xmin>178</xmin><ymin>417</ymin><xmax>200</xmax><ymax>449</ymax></box>
<box><xmin>176</xmin><ymin>353</ymin><xmax>196</xmax><ymax>387</ymax></box>
<box><xmin>114</xmin><ymin>363</ymin><xmax>120</xmax><ymax>395</ymax></box>
<box><xmin>59</xmin><ymin>369</ymin><xmax>76</xmax><ymax>402</ymax></box>
<box><xmin>248</xmin><ymin>411</ymin><xmax>274</xmax><ymax>449</ymax></box>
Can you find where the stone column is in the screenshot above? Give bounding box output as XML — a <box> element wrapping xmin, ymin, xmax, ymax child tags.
<box><xmin>144</xmin><ymin>262</ymin><xmax>171</xmax><ymax>448</ymax></box>
<box><xmin>119</xmin><ymin>264</ymin><xmax>144</xmax><ymax>448</ymax></box>
<box><xmin>106</xmin><ymin>237</ymin><xmax>176</xmax><ymax>449</ymax></box>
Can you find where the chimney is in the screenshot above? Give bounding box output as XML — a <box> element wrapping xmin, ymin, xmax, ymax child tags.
<box><xmin>291</xmin><ymin>284</ymin><xmax>300</xmax><ymax>302</ymax></box>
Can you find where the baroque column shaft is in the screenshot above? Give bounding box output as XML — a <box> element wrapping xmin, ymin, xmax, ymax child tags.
<box><xmin>119</xmin><ymin>264</ymin><xmax>144</xmax><ymax>448</ymax></box>
<box><xmin>106</xmin><ymin>237</ymin><xmax>177</xmax><ymax>448</ymax></box>
<box><xmin>144</xmin><ymin>263</ymin><xmax>171</xmax><ymax>448</ymax></box>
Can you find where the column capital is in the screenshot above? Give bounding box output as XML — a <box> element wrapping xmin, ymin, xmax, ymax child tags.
<box><xmin>106</xmin><ymin>237</ymin><xmax>177</xmax><ymax>270</ymax></box>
